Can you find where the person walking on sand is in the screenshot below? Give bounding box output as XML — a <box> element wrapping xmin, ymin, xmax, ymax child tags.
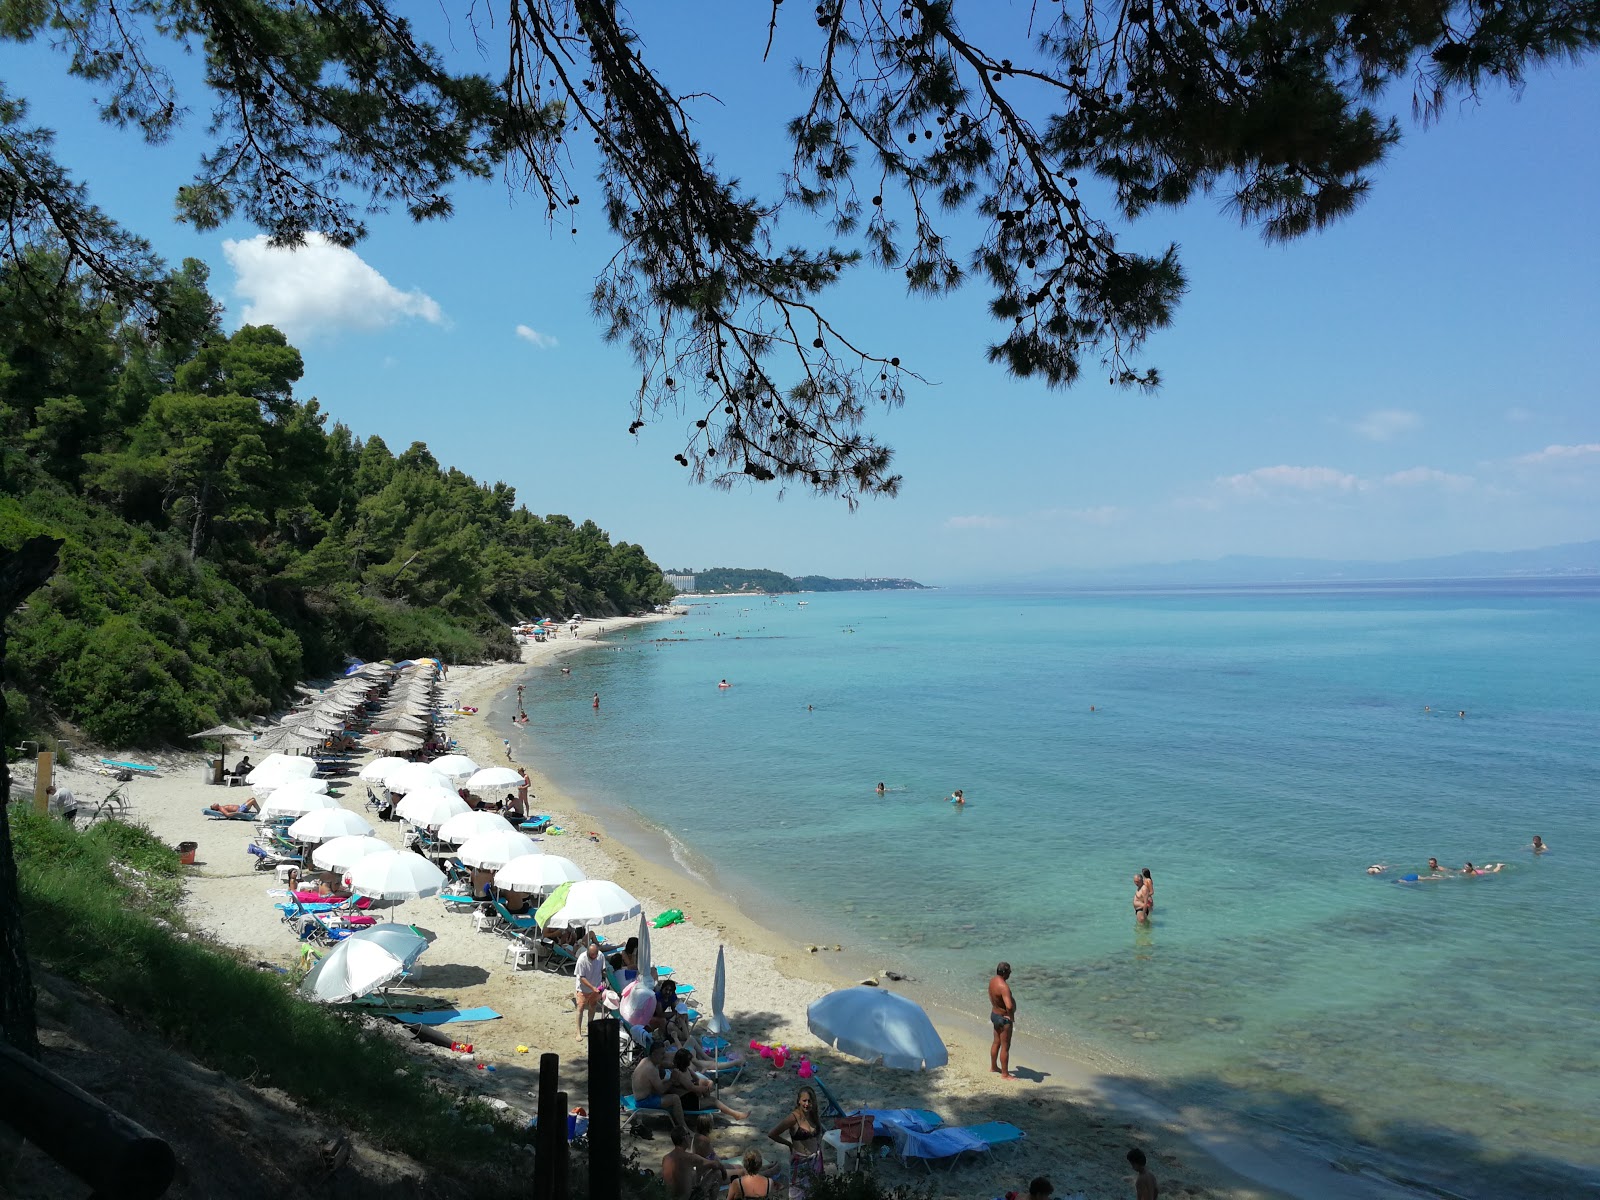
<box><xmin>574</xmin><ymin>934</ymin><xmax>606</xmax><ymax>1040</ymax></box>
<box><xmin>989</xmin><ymin>962</ymin><xmax>1017</xmax><ymax>1078</ymax></box>
<box><xmin>1127</xmin><ymin>1148</ymin><xmax>1159</xmax><ymax>1200</ymax></box>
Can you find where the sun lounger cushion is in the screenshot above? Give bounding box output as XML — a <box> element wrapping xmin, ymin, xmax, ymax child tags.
<box><xmin>202</xmin><ymin>807</ymin><xmax>255</xmax><ymax>820</ymax></box>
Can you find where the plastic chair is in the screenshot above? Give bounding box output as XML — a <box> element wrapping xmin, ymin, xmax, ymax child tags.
<box><xmin>823</xmin><ymin>1113</ymin><xmax>874</xmax><ymax>1168</ymax></box>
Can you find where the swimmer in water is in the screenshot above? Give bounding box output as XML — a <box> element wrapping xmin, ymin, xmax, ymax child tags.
<box><xmin>1458</xmin><ymin>710</ymin><xmax>1466</xmax><ymax>719</ymax></box>
<box><xmin>949</xmin><ymin>789</ymin><xmax>965</xmax><ymax>807</ymax></box>
<box><xmin>1463</xmin><ymin>862</ymin><xmax>1504</xmax><ymax>876</ymax></box>
<box><xmin>718</xmin><ymin>679</ymin><xmax>730</xmax><ymax>688</ymax></box>
<box><xmin>1427</xmin><ymin>857</ymin><xmax>1445</xmax><ymax>873</ymax></box>
<box><xmin>1366</xmin><ymin>864</ymin><xmax>1386</xmax><ymax>875</ymax></box>
<box><xmin>592</xmin><ymin>693</ymin><xmax>600</xmax><ymax>709</ymax></box>
<box><xmin>875</xmin><ymin>782</ymin><xmax>886</xmax><ymax>796</ymax></box>
<box><xmin>561</xmin><ymin>666</ymin><xmax>571</xmax><ymax>675</ymax></box>
<box><xmin>1532</xmin><ymin>835</ymin><xmax>1547</xmax><ymax>854</ymax></box>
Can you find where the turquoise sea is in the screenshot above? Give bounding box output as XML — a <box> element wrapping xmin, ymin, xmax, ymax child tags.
<box><xmin>508</xmin><ymin>584</ymin><xmax>1600</xmax><ymax>1197</ymax></box>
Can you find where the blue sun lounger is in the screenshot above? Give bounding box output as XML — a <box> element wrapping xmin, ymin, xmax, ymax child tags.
<box><xmin>898</xmin><ymin>1121</ymin><xmax>1026</xmax><ymax>1170</ymax></box>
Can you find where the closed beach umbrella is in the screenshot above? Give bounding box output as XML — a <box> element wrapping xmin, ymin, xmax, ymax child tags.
<box><xmin>384</xmin><ymin>763</ymin><xmax>451</xmax><ymax>795</ymax></box>
<box><xmin>260</xmin><ymin>790</ymin><xmax>341</xmax><ymax>820</ymax></box>
<box><xmin>806</xmin><ymin>986</ymin><xmax>948</xmax><ymax>1070</ymax></box>
<box><xmin>346</xmin><ymin>851</ymin><xmax>446</xmax><ymax>901</ymax></box>
<box><xmin>437</xmin><ymin>810</ymin><xmax>515</xmax><ymax>845</ymax></box>
<box><xmin>635</xmin><ymin>913</ymin><xmax>654</xmax><ymax>984</ymax></box>
<box><xmin>395</xmin><ymin>788</ymin><xmax>470</xmax><ymax>828</ymax></box>
<box><xmin>707</xmin><ymin>944</ymin><xmax>731</xmax><ymax>1035</ymax></box>
<box><xmin>455</xmin><ymin>831</ymin><xmax>539</xmax><ymax>870</ymax></box>
<box><xmin>427</xmin><ymin>754</ymin><xmax>480</xmax><ymax>781</ymax></box>
<box><xmin>466</xmin><ymin>766</ymin><xmax>524</xmax><ymax>792</ymax></box>
<box><xmin>311</xmin><ymin>835</ymin><xmax>392</xmax><ymax>873</ymax></box>
<box><xmin>287</xmin><ymin>808</ymin><xmax>374</xmax><ymax>844</ymax></box>
<box><xmin>359</xmin><ymin>757</ymin><xmax>409</xmax><ymax>784</ymax></box>
<box><xmin>246</xmin><ymin>754</ymin><xmax>317</xmax><ymax>786</ymax></box>
<box><xmin>300</xmin><ymin>923</ymin><xmax>427</xmax><ymax>1004</ymax></box>
<box><xmin>544</xmin><ymin>879</ymin><xmax>642</xmax><ymax>929</ymax></box>
<box><xmin>493</xmin><ymin>854</ymin><xmax>584</xmax><ymax>893</ymax></box>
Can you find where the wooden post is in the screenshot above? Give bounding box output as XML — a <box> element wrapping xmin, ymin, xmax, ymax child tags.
<box><xmin>533</xmin><ymin>1052</ymin><xmax>561</xmax><ymax>1200</ymax></box>
<box><xmin>32</xmin><ymin>750</ymin><xmax>51</xmax><ymax>815</ymax></box>
<box><xmin>587</xmin><ymin>1017</ymin><xmax>621</xmax><ymax>1200</ymax></box>
<box><xmin>552</xmin><ymin>1089</ymin><xmax>570</xmax><ymax>1200</ymax></box>
<box><xmin>0</xmin><ymin>1040</ymin><xmax>176</xmax><ymax>1198</ymax></box>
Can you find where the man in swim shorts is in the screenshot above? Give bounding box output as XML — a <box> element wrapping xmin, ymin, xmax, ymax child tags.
<box><xmin>631</xmin><ymin>1042</ymin><xmax>688</xmax><ymax>1133</ymax></box>
<box><xmin>989</xmin><ymin>962</ymin><xmax>1016</xmax><ymax>1078</ymax></box>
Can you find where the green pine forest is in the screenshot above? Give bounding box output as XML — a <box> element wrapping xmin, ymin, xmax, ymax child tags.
<box><xmin>0</xmin><ymin>253</ymin><xmax>674</xmax><ymax>748</ymax></box>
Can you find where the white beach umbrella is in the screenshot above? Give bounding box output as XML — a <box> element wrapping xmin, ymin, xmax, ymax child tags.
<box><xmin>807</xmin><ymin>986</ymin><xmax>948</xmax><ymax>1070</ymax></box>
<box><xmin>286</xmin><ymin>808</ymin><xmax>374</xmax><ymax>844</ymax></box>
<box><xmin>437</xmin><ymin>810</ymin><xmax>516</xmax><ymax>845</ymax></box>
<box><xmin>465</xmin><ymin>766</ymin><xmax>524</xmax><ymax>792</ymax></box>
<box><xmin>359</xmin><ymin>757</ymin><xmax>410</xmax><ymax>784</ymax></box>
<box><xmin>545</xmin><ymin>879</ymin><xmax>643</xmax><ymax>929</ymax></box>
<box><xmin>427</xmin><ymin>754</ymin><xmax>480</xmax><ymax>781</ymax></box>
<box><xmin>260</xmin><ymin>790</ymin><xmax>341</xmax><ymax>819</ymax></box>
<box><xmin>384</xmin><ymin>763</ymin><xmax>451</xmax><ymax>795</ymax></box>
<box><xmin>311</xmin><ymin>835</ymin><xmax>393</xmax><ymax>873</ymax></box>
<box><xmin>300</xmin><ymin>923</ymin><xmax>428</xmax><ymax>1004</ymax></box>
<box><xmin>346</xmin><ymin>850</ymin><xmax>446</xmax><ymax>901</ymax></box>
<box><xmin>246</xmin><ymin>754</ymin><xmax>318</xmax><ymax>786</ymax></box>
<box><xmin>707</xmin><ymin>944</ymin><xmax>731</xmax><ymax>1036</ymax></box>
<box><xmin>455</xmin><ymin>831</ymin><xmax>540</xmax><ymax>870</ymax></box>
<box><xmin>493</xmin><ymin>854</ymin><xmax>584</xmax><ymax>893</ymax></box>
<box><xmin>395</xmin><ymin>788</ymin><xmax>470</xmax><ymax>828</ymax></box>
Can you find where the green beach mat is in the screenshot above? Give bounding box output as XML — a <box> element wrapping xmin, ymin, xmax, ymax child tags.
<box><xmin>384</xmin><ymin>1007</ymin><xmax>502</xmax><ymax>1026</ymax></box>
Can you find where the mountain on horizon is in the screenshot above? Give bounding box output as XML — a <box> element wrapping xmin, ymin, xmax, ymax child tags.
<box><xmin>1010</xmin><ymin>540</ymin><xmax>1600</xmax><ymax>587</ymax></box>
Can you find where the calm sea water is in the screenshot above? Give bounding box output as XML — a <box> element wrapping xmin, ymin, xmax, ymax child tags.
<box><xmin>512</xmin><ymin>584</ymin><xmax>1600</xmax><ymax>1197</ymax></box>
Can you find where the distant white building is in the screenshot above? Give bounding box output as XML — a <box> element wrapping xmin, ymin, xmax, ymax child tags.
<box><xmin>663</xmin><ymin>574</ymin><xmax>697</xmax><ymax>592</ymax></box>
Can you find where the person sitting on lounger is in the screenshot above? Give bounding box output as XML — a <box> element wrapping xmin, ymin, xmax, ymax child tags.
<box><xmin>207</xmin><ymin>797</ymin><xmax>260</xmax><ymax>817</ymax></box>
<box><xmin>660</xmin><ymin>1127</ymin><xmax>728</xmax><ymax>1199</ymax></box>
<box><xmin>650</xmin><ymin>979</ymin><xmax>691</xmax><ymax>1046</ymax></box>
<box><xmin>671</xmin><ymin>1048</ymin><xmax>749</xmax><ymax>1121</ymax></box>
<box><xmin>631</xmin><ymin>1042</ymin><xmax>688</xmax><ymax>1133</ymax></box>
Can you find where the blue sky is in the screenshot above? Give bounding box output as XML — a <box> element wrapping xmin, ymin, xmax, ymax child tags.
<box><xmin>5</xmin><ymin>6</ymin><xmax>1598</xmax><ymax>583</ymax></box>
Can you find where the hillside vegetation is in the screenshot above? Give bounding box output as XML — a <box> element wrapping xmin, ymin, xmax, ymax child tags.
<box><xmin>0</xmin><ymin>255</ymin><xmax>673</xmax><ymax>746</ymax></box>
<box><xmin>675</xmin><ymin>567</ymin><xmax>926</xmax><ymax>594</ymax></box>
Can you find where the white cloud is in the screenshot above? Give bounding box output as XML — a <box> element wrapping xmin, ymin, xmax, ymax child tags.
<box><xmin>945</xmin><ymin>515</ymin><xmax>1009</xmax><ymax>530</ymax></box>
<box><xmin>1219</xmin><ymin>465</ymin><xmax>1362</xmax><ymax>496</ymax></box>
<box><xmin>1383</xmin><ymin>467</ymin><xmax>1474</xmax><ymax>490</ymax></box>
<box><xmin>1513</xmin><ymin>442</ymin><xmax>1600</xmax><ymax>465</ymax></box>
<box><xmin>1041</xmin><ymin>505</ymin><xmax>1124</xmax><ymax>525</ymax></box>
<box><xmin>1350</xmin><ymin>409</ymin><xmax>1422</xmax><ymax>441</ymax></box>
<box><xmin>222</xmin><ymin>233</ymin><xmax>443</xmax><ymax>340</ymax></box>
<box><xmin>515</xmin><ymin>324</ymin><xmax>559</xmax><ymax>349</ymax></box>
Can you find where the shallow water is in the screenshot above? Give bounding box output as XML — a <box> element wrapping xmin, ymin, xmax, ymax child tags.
<box><xmin>514</xmin><ymin>583</ymin><xmax>1600</xmax><ymax>1195</ymax></box>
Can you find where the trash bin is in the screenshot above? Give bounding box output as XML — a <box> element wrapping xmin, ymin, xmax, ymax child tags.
<box><xmin>177</xmin><ymin>841</ymin><xmax>198</xmax><ymax>866</ymax></box>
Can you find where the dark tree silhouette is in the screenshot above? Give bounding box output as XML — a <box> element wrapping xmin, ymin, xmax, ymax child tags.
<box><xmin>2</xmin><ymin>1</ymin><xmax>1595</xmax><ymax>500</ymax></box>
<box><xmin>0</xmin><ymin>536</ymin><xmax>63</xmax><ymax>1055</ymax></box>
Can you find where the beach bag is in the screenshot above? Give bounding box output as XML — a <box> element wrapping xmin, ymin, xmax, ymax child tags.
<box><xmin>832</xmin><ymin>1114</ymin><xmax>874</xmax><ymax>1147</ymax></box>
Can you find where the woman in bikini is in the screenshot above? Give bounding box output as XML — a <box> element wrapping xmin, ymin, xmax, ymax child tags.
<box><xmin>768</xmin><ymin>1086</ymin><xmax>825</xmax><ymax>1198</ymax></box>
<box><xmin>727</xmin><ymin>1149</ymin><xmax>771</xmax><ymax>1198</ymax></box>
<box><xmin>1133</xmin><ymin>872</ymin><xmax>1152</xmax><ymax>922</ymax></box>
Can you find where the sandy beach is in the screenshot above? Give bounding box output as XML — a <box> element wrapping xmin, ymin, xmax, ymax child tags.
<box><xmin>23</xmin><ymin>616</ymin><xmax>1318</xmax><ymax>1200</ymax></box>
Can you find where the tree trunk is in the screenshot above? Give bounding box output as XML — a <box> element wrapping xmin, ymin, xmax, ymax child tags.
<box><xmin>188</xmin><ymin>480</ymin><xmax>211</xmax><ymax>560</ymax></box>
<box><xmin>0</xmin><ymin>536</ymin><xmax>64</xmax><ymax>1056</ymax></box>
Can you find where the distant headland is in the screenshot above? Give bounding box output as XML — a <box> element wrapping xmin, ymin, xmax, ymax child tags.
<box><xmin>662</xmin><ymin>567</ymin><xmax>928</xmax><ymax>595</ymax></box>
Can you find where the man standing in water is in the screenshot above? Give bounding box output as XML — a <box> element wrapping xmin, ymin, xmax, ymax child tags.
<box><xmin>989</xmin><ymin>962</ymin><xmax>1016</xmax><ymax>1079</ymax></box>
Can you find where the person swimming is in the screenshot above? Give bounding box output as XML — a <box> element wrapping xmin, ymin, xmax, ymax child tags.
<box><xmin>718</xmin><ymin>679</ymin><xmax>730</xmax><ymax>688</ymax></box>
<box><xmin>949</xmin><ymin>789</ymin><xmax>965</xmax><ymax>806</ymax></box>
<box><xmin>1462</xmin><ymin>862</ymin><xmax>1504</xmax><ymax>876</ymax></box>
<box><xmin>875</xmin><ymin>782</ymin><xmax>885</xmax><ymax>795</ymax></box>
<box><xmin>1532</xmin><ymin>836</ymin><xmax>1548</xmax><ymax>854</ymax></box>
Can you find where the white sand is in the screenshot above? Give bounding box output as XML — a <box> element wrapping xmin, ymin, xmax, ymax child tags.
<box><xmin>20</xmin><ymin>617</ymin><xmax>1308</xmax><ymax>1200</ymax></box>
